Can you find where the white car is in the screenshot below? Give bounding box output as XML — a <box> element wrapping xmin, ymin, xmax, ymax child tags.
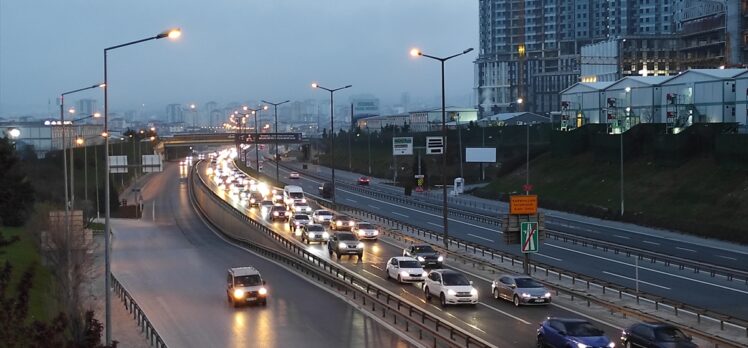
<box><xmin>289</xmin><ymin>214</ymin><xmax>311</xmax><ymax>232</ymax></box>
<box><xmin>385</xmin><ymin>257</ymin><xmax>427</xmax><ymax>283</ymax></box>
<box><xmin>312</xmin><ymin>210</ymin><xmax>333</xmax><ymax>224</ymax></box>
<box><xmin>423</xmin><ymin>270</ymin><xmax>478</xmax><ymax>307</ymax></box>
<box><xmin>289</xmin><ymin>171</ymin><xmax>300</xmax><ymax>179</ymax></box>
<box><xmin>292</xmin><ymin>202</ymin><xmax>312</xmax><ymax>214</ymax></box>
<box><xmin>352</xmin><ymin>222</ymin><xmax>379</xmax><ymax>240</ymax></box>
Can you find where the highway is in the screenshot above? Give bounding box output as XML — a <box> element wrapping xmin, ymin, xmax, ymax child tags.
<box><xmin>262</xmin><ymin>159</ymin><xmax>748</xmax><ymax>320</ymax></box>
<box><xmin>200</xmin><ymin>159</ymin><xmax>625</xmax><ymax>347</ymax></box>
<box><xmin>110</xmin><ymin>163</ymin><xmax>415</xmax><ymax>348</ymax></box>
<box><xmin>278</xmin><ymin>160</ymin><xmax>748</xmax><ymax>271</ymax></box>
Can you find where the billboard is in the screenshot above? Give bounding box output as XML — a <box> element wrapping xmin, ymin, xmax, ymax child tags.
<box><xmin>235</xmin><ymin>132</ymin><xmax>303</xmax><ymax>144</ymax></box>
<box><xmin>465</xmin><ymin>147</ymin><xmax>496</xmax><ymax>163</ymax></box>
<box><xmin>109</xmin><ymin>156</ymin><xmax>128</xmax><ymax>173</ymax></box>
<box><xmin>392</xmin><ymin>137</ymin><xmax>413</xmax><ymax>155</ymax></box>
<box><xmin>142</xmin><ymin>155</ymin><xmax>163</xmax><ymax>173</ymax></box>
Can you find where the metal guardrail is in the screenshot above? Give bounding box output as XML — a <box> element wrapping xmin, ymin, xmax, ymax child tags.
<box><xmin>190</xmin><ymin>163</ymin><xmax>493</xmax><ymax>348</ymax></box>
<box><xmin>111</xmin><ymin>274</ymin><xmax>167</xmax><ymax>348</ymax></box>
<box><xmin>280</xmin><ymin>161</ymin><xmax>748</xmax><ymax>285</ymax></box>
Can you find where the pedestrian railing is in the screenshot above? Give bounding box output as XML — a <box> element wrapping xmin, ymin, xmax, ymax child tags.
<box><xmin>111</xmin><ymin>274</ymin><xmax>167</xmax><ymax>348</ymax></box>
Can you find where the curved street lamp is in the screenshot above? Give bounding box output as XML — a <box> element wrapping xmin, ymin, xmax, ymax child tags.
<box><xmin>312</xmin><ymin>83</ymin><xmax>352</xmax><ymax>205</ymax></box>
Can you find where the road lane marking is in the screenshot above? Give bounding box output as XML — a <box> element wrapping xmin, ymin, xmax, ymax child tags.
<box><xmin>548</xmin><ymin>243</ymin><xmax>748</xmax><ymax>295</ymax></box>
<box><xmin>346</xmin><ymin>198</ymin><xmax>358</xmax><ymax>203</ymax></box>
<box><xmin>641</xmin><ymin>240</ymin><xmax>660</xmax><ymax>246</ymax></box>
<box><xmin>467</xmin><ymin>233</ymin><xmax>494</xmax><ymax>243</ymax></box>
<box><xmin>392</xmin><ymin>212</ymin><xmax>409</xmax><ymax>218</ymax></box>
<box><xmin>676</xmin><ymin>247</ymin><xmax>697</xmax><ymax>253</ymax></box>
<box><xmin>602</xmin><ymin>271</ymin><xmax>671</xmax><ymax>290</ymax></box>
<box><xmin>428</xmin><ymin>222</ymin><xmax>442</xmax><ymax>228</ymax></box>
<box><xmin>368</xmin><ymin>204</ymin><xmax>381</xmax><ymax>210</ymax></box>
<box><xmin>613</xmin><ymin>234</ymin><xmax>630</xmax><ymax>240</ymax></box>
<box><xmin>716</xmin><ymin>255</ymin><xmax>738</xmax><ymax>261</ymax></box>
<box><xmin>477</xmin><ymin>303</ymin><xmax>531</xmax><ymax>325</ymax></box>
<box><xmin>535</xmin><ymin>254</ymin><xmax>563</xmax><ymax>262</ymax></box>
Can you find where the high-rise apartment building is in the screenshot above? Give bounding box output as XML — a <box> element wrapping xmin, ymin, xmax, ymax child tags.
<box><xmin>165</xmin><ymin>104</ymin><xmax>184</xmax><ymax>124</ymax></box>
<box><xmin>477</xmin><ymin>0</ymin><xmax>745</xmax><ymax>116</ymax></box>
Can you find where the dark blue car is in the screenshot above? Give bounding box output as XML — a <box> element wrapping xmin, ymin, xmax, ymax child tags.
<box><xmin>538</xmin><ymin>317</ymin><xmax>615</xmax><ymax>348</ymax></box>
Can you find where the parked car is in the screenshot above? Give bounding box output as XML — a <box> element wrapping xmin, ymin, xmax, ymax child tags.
<box><xmin>385</xmin><ymin>257</ymin><xmax>426</xmax><ymax>283</ymax></box>
<box><xmin>312</xmin><ymin>209</ymin><xmax>334</xmax><ymax>224</ymax></box>
<box><xmin>537</xmin><ymin>318</ymin><xmax>614</xmax><ymax>348</ymax></box>
<box><xmin>327</xmin><ymin>232</ymin><xmax>363</xmax><ymax>260</ymax></box>
<box><xmin>357</xmin><ymin>176</ymin><xmax>370</xmax><ymax>185</ymax></box>
<box><xmin>330</xmin><ymin>214</ymin><xmax>355</xmax><ymax>231</ymax></box>
<box><xmin>301</xmin><ymin>224</ymin><xmax>329</xmax><ymax>244</ymax></box>
<box><xmin>403</xmin><ymin>244</ymin><xmax>443</xmax><ymax>268</ymax></box>
<box><xmin>226</xmin><ymin>266</ymin><xmax>268</xmax><ymax>307</ymax></box>
<box><xmin>289</xmin><ymin>214</ymin><xmax>311</xmax><ymax>232</ymax></box>
<box><xmin>491</xmin><ymin>275</ymin><xmax>551</xmax><ymax>306</ymax></box>
<box><xmin>621</xmin><ymin>322</ymin><xmax>697</xmax><ymax>348</ymax></box>
<box><xmin>352</xmin><ymin>222</ymin><xmax>379</xmax><ymax>240</ymax></box>
<box><xmin>423</xmin><ymin>269</ymin><xmax>478</xmax><ymax>307</ymax></box>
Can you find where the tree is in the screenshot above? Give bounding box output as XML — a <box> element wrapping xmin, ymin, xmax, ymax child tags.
<box><xmin>0</xmin><ymin>137</ymin><xmax>36</xmax><ymax>226</ymax></box>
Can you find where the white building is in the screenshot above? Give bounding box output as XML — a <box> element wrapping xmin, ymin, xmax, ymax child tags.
<box><xmin>660</xmin><ymin>69</ymin><xmax>744</xmax><ymax>124</ymax></box>
<box><xmin>408</xmin><ymin>107</ymin><xmax>478</xmax><ymax>132</ymax></box>
<box><xmin>603</xmin><ymin>76</ymin><xmax>670</xmax><ymax>124</ymax></box>
<box><xmin>356</xmin><ymin>114</ymin><xmax>408</xmax><ymax>131</ymax></box>
<box><xmin>559</xmin><ymin>82</ymin><xmax>614</xmax><ymax>125</ymax></box>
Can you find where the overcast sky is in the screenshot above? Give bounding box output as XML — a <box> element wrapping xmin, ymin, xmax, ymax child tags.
<box><xmin>0</xmin><ymin>0</ymin><xmax>478</xmax><ymax>117</ymax></box>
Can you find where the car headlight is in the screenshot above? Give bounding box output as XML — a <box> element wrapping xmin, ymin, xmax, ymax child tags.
<box><xmin>521</xmin><ymin>293</ymin><xmax>531</xmax><ymax>298</ymax></box>
<box><xmin>233</xmin><ymin>289</ymin><xmax>244</xmax><ymax>299</ymax></box>
<box><xmin>437</xmin><ymin>256</ymin><xmax>444</xmax><ymax>262</ymax></box>
<box><xmin>301</xmin><ymin>198</ymin><xmax>306</xmax><ymax>203</ymax></box>
<box><xmin>576</xmin><ymin>343</ymin><xmax>590</xmax><ymax>348</ymax></box>
<box><xmin>338</xmin><ymin>242</ymin><xmax>347</xmax><ymax>249</ymax></box>
<box><xmin>348</xmin><ymin>221</ymin><xmax>354</xmax><ymax>226</ymax></box>
<box><xmin>259</xmin><ymin>287</ymin><xmax>268</xmax><ymax>295</ymax></box>
<box><xmin>356</xmin><ymin>242</ymin><xmax>364</xmax><ymax>249</ymax></box>
<box><xmin>295</xmin><ymin>221</ymin><xmax>301</xmax><ymax>226</ymax></box>
<box><xmin>322</xmin><ymin>232</ymin><xmax>329</xmax><ymax>239</ymax></box>
<box><xmin>544</xmin><ymin>292</ymin><xmax>552</xmax><ymax>298</ymax></box>
<box><xmin>470</xmin><ymin>288</ymin><xmax>478</xmax><ymax>296</ymax></box>
<box><xmin>336</xmin><ymin>221</ymin><xmax>342</xmax><ymax>226</ymax></box>
<box><xmin>607</xmin><ymin>343</ymin><xmax>615</xmax><ymax>348</ymax></box>
<box><xmin>373</xmin><ymin>230</ymin><xmax>379</xmax><ymax>235</ymax></box>
<box><xmin>400</xmin><ymin>271</ymin><xmax>409</xmax><ymax>278</ymax></box>
<box><xmin>273</xmin><ymin>212</ymin><xmax>279</xmax><ymax>216</ymax></box>
<box><xmin>421</xmin><ymin>271</ymin><xmax>428</xmax><ymax>277</ymax></box>
<box><xmin>417</xmin><ymin>256</ymin><xmax>425</xmax><ymax>262</ymax></box>
<box><xmin>447</xmin><ymin>289</ymin><xmax>456</xmax><ymax>296</ymax></box>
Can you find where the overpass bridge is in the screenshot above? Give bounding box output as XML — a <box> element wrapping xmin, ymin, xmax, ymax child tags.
<box><xmin>157</xmin><ymin>132</ymin><xmax>309</xmax><ymax>160</ymax></box>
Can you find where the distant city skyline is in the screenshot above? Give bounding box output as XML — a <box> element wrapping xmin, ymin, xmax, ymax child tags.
<box><xmin>0</xmin><ymin>1</ymin><xmax>478</xmax><ymax>118</ymax></box>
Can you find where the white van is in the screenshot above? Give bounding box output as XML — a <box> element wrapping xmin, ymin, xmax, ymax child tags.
<box><xmin>283</xmin><ymin>185</ymin><xmax>305</xmax><ymax>206</ymax></box>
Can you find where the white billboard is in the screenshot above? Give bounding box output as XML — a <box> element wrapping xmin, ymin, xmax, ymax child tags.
<box><xmin>142</xmin><ymin>155</ymin><xmax>163</xmax><ymax>173</ymax></box>
<box><xmin>466</xmin><ymin>148</ymin><xmax>496</xmax><ymax>163</ymax></box>
<box><xmin>109</xmin><ymin>156</ymin><xmax>128</xmax><ymax>173</ymax></box>
<box><xmin>392</xmin><ymin>137</ymin><xmax>413</xmax><ymax>155</ymax></box>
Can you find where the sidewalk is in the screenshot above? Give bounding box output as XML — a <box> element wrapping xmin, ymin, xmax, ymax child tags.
<box><xmin>89</xmin><ymin>233</ymin><xmax>150</xmax><ymax>348</ymax></box>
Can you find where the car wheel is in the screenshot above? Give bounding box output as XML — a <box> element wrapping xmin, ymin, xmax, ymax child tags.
<box><xmin>336</xmin><ymin>253</ymin><xmax>341</xmax><ymax>260</ymax></box>
<box><xmin>328</xmin><ymin>249</ymin><xmax>333</xmax><ymax>257</ymax></box>
<box><xmin>625</xmin><ymin>342</ymin><xmax>632</xmax><ymax>348</ymax></box>
<box><xmin>397</xmin><ymin>274</ymin><xmax>402</xmax><ymax>283</ymax></box>
<box><xmin>536</xmin><ymin>335</ymin><xmax>545</xmax><ymax>348</ymax></box>
<box><xmin>439</xmin><ymin>293</ymin><xmax>447</xmax><ymax>307</ymax></box>
<box><xmin>357</xmin><ymin>253</ymin><xmax>363</xmax><ymax>261</ymax></box>
<box><xmin>384</xmin><ymin>269</ymin><xmax>390</xmax><ymax>280</ymax></box>
<box><xmin>513</xmin><ymin>295</ymin><xmax>520</xmax><ymax>307</ymax></box>
<box><xmin>424</xmin><ymin>287</ymin><xmax>432</xmax><ymax>300</ymax></box>
<box><xmin>493</xmin><ymin>288</ymin><xmax>500</xmax><ymax>300</ymax></box>
<box><xmin>261</xmin><ymin>299</ymin><xmax>267</xmax><ymax>306</ymax></box>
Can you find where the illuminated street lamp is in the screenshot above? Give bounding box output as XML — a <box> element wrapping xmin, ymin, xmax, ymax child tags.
<box><xmin>409</xmin><ymin>46</ymin><xmax>473</xmax><ymax>249</ymax></box>
<box><xmin>312</xmin><ymin>82</ymin><xmax>352</xmax><ymax>205</ymax></box>
<box><xmin>102</xmin><ymin>27</ymin><xmax>180</xmax><ymax>345</ymax></box>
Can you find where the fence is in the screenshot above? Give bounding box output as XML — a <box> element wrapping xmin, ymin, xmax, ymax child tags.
<box><xmin>111</xmin><ymin>274</ymin><xmax>167</xmax><ymax>348</ymax></box>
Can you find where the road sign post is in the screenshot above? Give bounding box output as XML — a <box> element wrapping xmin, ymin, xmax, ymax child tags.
<box><xmin>521</xmin><ymin>221</ymin><xmax>538</xmax><ymax>275</ymax></box>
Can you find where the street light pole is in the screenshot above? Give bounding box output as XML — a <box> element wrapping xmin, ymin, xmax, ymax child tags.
<box><xmin>367</xmin><ymin>126</ymin><xmax>371</xmax><ymax>175</ymax></box>
<box><xmin>312</xmin><ymin>83</ymin><xmax>353</xmax><ymax>205</ymax></box>
<box><xmin>243</xmin><ymin>106</ymin><xmax>268</xmax><ymax>172</ymax></box>
<box><xmin>261</xmin><ymin>99</ymin><xmax>290</xmax><ymax>182</ymax></box>
<box><xmin>410</xmin><ymin>47</ymin><xmax>473</xmax><ymax>249</ymax></box>
<box><xmin>103</xmin><ymin>27</ymin><xmax>181</xmax><ymax>345</ymax></box>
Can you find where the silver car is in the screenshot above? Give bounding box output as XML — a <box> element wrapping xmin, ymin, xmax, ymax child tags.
<box><xmin>491</xmin><ymin>275</ymin><xmax>551</xmax><ymax>306</ymax></box>
<box><xmin>312</xmin><ymin>209</ymin><xmax>334</xmax><ymax>224</ymax></box>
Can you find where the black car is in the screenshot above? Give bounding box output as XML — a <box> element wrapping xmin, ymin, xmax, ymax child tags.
<box><xmin>327</xmin><ymin>232</ymin><xmax>363</xmax><ymax>260</ymax></box>
<box><xmin>621</xmin><ymin>322</ymin><xmax>697</xmax><ymax>348</ymax></box>
<box><xmin>330</xmin><ymin>214</ymin><xmax>355</xmax><ymax>231</ymax></box>
<box><xmin>403</xmin><ymin>244</ymin><xmax>443</xmax><ymax>268</ymax></box>
<box><xmin>268</xmin><ymin>205</ymin><xmax>289</xmax><ymax>222</ymax></box>
<box><xmin>248</xmin><ymin>191</ymin><xmax>263</xmax><ymax>207</ymax></box>
<box><xmin>318</xmin><ymin>182</ymin><xmax>333</xmax><ymax>199</ymax></box>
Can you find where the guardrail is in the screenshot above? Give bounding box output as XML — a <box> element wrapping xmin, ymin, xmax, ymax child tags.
<box><xmin>111</xmin><ymin>274</ymin><xmax>167</xmax><ymax>348</ymax></box>
<box><xmin>190</xmin><ymin>162</ymin><xmax>494</xmax><ymax>348</ymax></box>
<box><xmin>278</xmin><ymin>160</ymin><xmax>748</xmax><ymax>285</ymax></box>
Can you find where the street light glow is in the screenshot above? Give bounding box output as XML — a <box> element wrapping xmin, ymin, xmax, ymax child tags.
<box><xmin>94</xmin><ymin>112</ymin><xmax>102</xmax><ymax>118</ymax></box>
<box><xmin>68</xmin><ymin>108</ymin><xmax>76</xmax><ymax>114</ymax></box>
<box><xmin>150</xmin><ymin>127</ymin><xmax>156</xmax><ymax>131</ymax></box>
<box><xmin>167</xmin><ymin>28</ymin><xmax>181</xmax><ymax>39</ymax></box>
<box><xmin>625</xmin><ymin>87</ymin><xmax>632</xmax><ymax>93</ymax></box>
<box><xmin>76</xmin><ymin>137</ymin><xmax>84</xmax><ymax>145</ymax></box>
<box><xmin>8</xmin><ymin>128</ymin><xmax>20</xmax><ymax>138</ymax></box>
<box><xmin>101</xmin><ymin>132</ymin><xmax>109</xmax><ymax>137</ymax></box>
<box><xmin>517</xmin><ymin>98</ymin><xmax>524</xmax><ymax>104</ymax></box>
<box><xmin>311</xmin><ymin>83</ymin><xmax>318</xmax><ymax>88</ymax></box>
<box><xmin>410</xmin><ymin>48</ymin><xmax>421</xmax><ymax>57</ymax></box>
<box><xmin>190</xmin><ymin>103</ymin><xmax>196</xmax><ymax>109</ymax></box>
<box><xmin>98</xmin><ymin>83</ymin><xmax>107</xmax><ymax>88</ymax></box>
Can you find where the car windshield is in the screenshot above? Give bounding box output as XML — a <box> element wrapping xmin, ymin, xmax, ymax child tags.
<box><xmin>414</xmin><ymin>245</ymin><xmax>435</xmax><ymax>253</ymax></box>
<box><xmin>289</xmin><ymin>192</ymin><xmax>303</xmax><ymax>198</ymax></box>
<box><xmin>272</xmin><ymin>206</ymin><xmax>286</xmax><ymax>211</ymax></box>
<box><xmin>654</xmin><ymin>327</ymin><xmax>688</xmax><ymax>341</ymax></box>
<box><xmin>357</xmin><ymin>223</ymin><xmax>374</xmax><ymax>229</ymax></box>
<box><xmin>335</xmin><ymin>216</ymin><xmax>350</xmax><ymax>221</ymax></box>
<box><xmin>234</xmin><ymin>275</ymin><xmax>262</xmax><ymax>287</ymax></box>
<box><xmin>442</xmin><ymin>273</ymin><xmax>470</xmax><ymax>286</ymax></box>
<box><xmin>515</xmin><ymin>278</ymin><xmax>543</xmax><ymax>288</ymax></box>
<box><xmin>399</xmin><ymin>260</ymin><xmax>421</xmax><ymax>268</ymax></box>
<box><xmin>261</xmin><ymin>201</ymin><xmax>273</xmax><ymax>205</ymax></box>
<box><xmin>337</xmin><ymin>234</ymin><xmax>356</xmax><ymax>241</ymax></box>
<box><xmin>317</xmin><ymin>211</ymin><xmax>332</xmax><ymax>216</ymax></box>
<box><xmin>564</xmin><ymin>322</ymin><xmax>604</xmax><ymax>337</ymax></box>
<box><xmin>307</xmin><ymin>225</ymin><xmax>325</xmax><ymax>231</ymax></box>
<box><xmin>294</xmin><ymin>215</ymin><xmax>309</xmax><ymax>220</ymax></box>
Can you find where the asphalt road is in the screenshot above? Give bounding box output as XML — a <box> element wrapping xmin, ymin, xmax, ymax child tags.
<box><xmin>204</xmin><ymin>160</ymin><xmax>625</xmax><ymax>347</ymax></box>
<box><xmin>265</xmin><ymin>161</ymin><xmax>748</xmax><ymax>319</ymax></box>
<box><xmin>279</xmin><ymin>160</ymin><xmax>748</xmax><ymax>271</ymax></box>
<box><xmin>111</xmin><ymin>163</ymin><xmax>414</xmax><ymax>348</ymax></box>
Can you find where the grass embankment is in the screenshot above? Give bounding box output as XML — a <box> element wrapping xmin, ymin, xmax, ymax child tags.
<box><xmin>0</xmin><ymin>227</ymin><xmax>56</xmax><ymax>321</ymax></box>
<box><xmin>474</xmin><ymin>153</ymin><xmax>748</xmax><ymax>244</ymax></box>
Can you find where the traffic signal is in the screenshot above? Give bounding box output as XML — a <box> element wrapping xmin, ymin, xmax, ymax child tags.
<box><xmin>607</xmin><ymin>98</ymin><xmax>616</xmax><ymax>108</ymax></box>
<box><xmin>561</xmin><ymin>101</ymin><xmax>569</xmax><ymax>110</ymax></box>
